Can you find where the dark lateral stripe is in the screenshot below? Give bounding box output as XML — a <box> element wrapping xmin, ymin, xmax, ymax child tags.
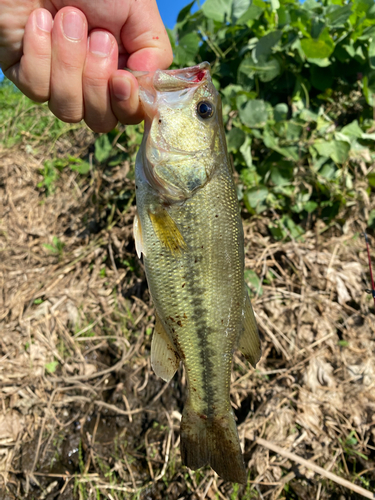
<box><xmin>186</xmin><ymin>254</ymin><xmax>216</xmax><ymax>417</ymax></box>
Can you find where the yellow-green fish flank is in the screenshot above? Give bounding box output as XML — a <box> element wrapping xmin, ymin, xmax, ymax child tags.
<box><xmin>133</xmin><ymin>63</ymin><xmax>261</xmax><ymax>484</ymax></box>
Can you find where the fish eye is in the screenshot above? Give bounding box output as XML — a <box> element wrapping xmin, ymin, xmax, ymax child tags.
<box><xmin>197</xmin><ymin>101</ymin><xmax>214</xmax><ymax>119</ymax></box>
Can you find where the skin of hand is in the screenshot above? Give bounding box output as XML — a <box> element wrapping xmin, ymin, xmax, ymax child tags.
<box><xmin>0</xmin><ymin>0</ymin><xmax>173</xmax><ymax>132</ymax></box>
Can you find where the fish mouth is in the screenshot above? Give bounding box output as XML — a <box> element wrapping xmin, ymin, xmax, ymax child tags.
<box><xmin>152</xmin><ymin>62</ymin><xmax>211</xmax><ymax>91</ymax></box>
<box><xmin>134</xmin><ymin>62</ymin><xmax>212</xmax><ymax>111</ymax></box>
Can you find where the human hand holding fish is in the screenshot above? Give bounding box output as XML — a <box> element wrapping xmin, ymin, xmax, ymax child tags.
<box><xmin>0</xmin><ymin>0</ymin><xmax>172</xmax><ymax>132</ymax></box>
<box><xmin>133</xmin><ymin>62</ymin><xmax>261</xmax><ymax>484</ymax></box>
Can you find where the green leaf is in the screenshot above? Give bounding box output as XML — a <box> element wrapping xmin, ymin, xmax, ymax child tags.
<box><xmin>340</xmin><ymin>120</ymin><xmax>364</xmax><ymax>139</ymax></box>
<box><xmin>274</xmin><ymin>103</ymin><xmax>288</xmax><ymax>122</ymax></box>
<box><xmin>301</xmin><ymin>28</ymin><xmax>335</xmax><ymax>59</ymax></box>
<box><xmin>239</xmin><ymin>56</ymin><xmax>281</xmax><ymax>82</ymax></box>
<box><xmin>263</xmin><ymin>129</ymin><xmax>300</xmax><ymax>160</ymax></box>
<box><xmin>269</xmin><ymin>216</ymin><xmax>304</xmax><ymax>240</ymax></box>
<box><xmin>231</xmin><ymin>0</ymin><xmax>251</xmax><ymax>22</ymax></box>
<box><xmin>175</xmin><ymin>32</ymin><xmax>200</xmax><ymax>64</ymax></box>
<box><xmin>238</xmin><ymin>99</ymin><xmax>268</xmax><ymax>128</ymax></box>
<box><xmin>278</xmin><ymin>6</ymin><xmax>291</xmax><ymax>26</ymax></box>
<box><xmin>326</xmin><ymin>4</ymin><xmax>352</xmax><ymax>26</ymax></box>
<box><xmin>202</xmin><ymin>0</ymin><xmax>232</xmax><ymax>22</ymax></box>
<box><xmin>227</xmin><ymin>127</ymin><xmax>246</xmax><ymax>151</ymax></box>
<box><xmin>255</xmin><ymin>31</ymin><xmax>282</xmax><ymax>60</ymax></box>
<box><xmin>177</xmin><ymin>0</ymin><xmax>195</xmax><ymax>23</ymax></box>
<box><xmin>363</xmin><ymin>73</ymin><xmax>375</xmax><ymax>106</ymax></box>
<box><xmin>43</xmin><ymin>244</ymin><xmax>59</xmax><ymax>254</ymax></box>
<box><xmin>306</xmin><ymin>57</ymin><xmax>331</xmax><ymax>67</ymax></box>
<box><xmin>270</xmin><ymin>0</ymin><xmax>280</xmax><ymax>11</ymax></box>
<box><xmin>70</xmin><ymin>160</ymin><xmax>90</xmax><ymax>174</ymax></box>
<box><xmin>314</xmin><ymin>140</ymin><xmax>350</xmax><ymax>164</ymax></box>
<box><xmin>369</xmin><ymin>36</ymin><xmax>375</xmax><ymax>69</ymax></box>
<box><xmin>240</xmin><ymin>136</ymin><xmax>253</xmax><ymax>167</ymax></box>
<box><xmin>368</xmin><ymin>172</ymin><xmax>375</xmax><ymax>188</ymax></box>
<box><xmin>305</xmin><ymin>201</ymin><xmax>318</xmax><ymax>213</ymax></box>
<box><xmin>338</xmin><ymin>340</ymin><xmax>349</xmax><ymax>347</ymax></box>
<box><xmin>244</xmin><ymin>269</ymin><xmax>263</xmax><ymax>296</ymax></box>
<box><xmin>244</xmin><ymin>186</ymin><xmax>268</xmax><ymax>213</ymax></box>
<box><xmin>45</xmin><ymin>361</ymin><xmax>59</xmax><ymax>374</ymax></box>
<box><xmin>319</xmin><ymin>162</ymin><xmax>337</xmax><ymax>179</ymax></box>
<box><xmin>236</xmin><ymin>4</ymin><xmax>264</xmax><ymax>23</ymax></box>
<box><xmin>299</xmin><ymin>109</ymin><xmax>318</xmax><ymax>122</ymax></box>
<box><xmin>368</xmin><ymin>209</ymin><xmax>375</xmax><ymax>228</ymax></box>
<box><xmin>166</xmin><ymin>28</ymin><xmax>176</xmax><ymax>50</ymax></box>
<box><xmin>270</xmin><ymin>161</ymin><xmax>294</xmax><ymax>186</ymax></box>
<box><xmin>95</xmin><ymin>134</ymin><xmax>113</xmax><ymax>163</ymax></box>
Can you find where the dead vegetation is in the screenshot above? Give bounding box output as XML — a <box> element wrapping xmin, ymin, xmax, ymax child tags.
<box><xmin>0</xmin><ymin>136</ymin><xmax>374</xmax><ymax>500</ymax></box>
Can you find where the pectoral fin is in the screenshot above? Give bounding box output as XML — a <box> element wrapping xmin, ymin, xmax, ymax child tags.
<box><xmin>148</xmin><ymin>207</ymin><xmax>187</xmax><ymax>255</ymax></box>
<box><xmin>151</xmin><ymin>314</ymin><xmax>180</xmax><ymax>382</ymax></box>
<box><xmin>133</xmin><ymin>210</ymin><xmax>145</xmax><ymax>258</ymax></box>
<box><xmin>239</xmin><ymin>292</ymin><xmax>261</xmax><ymax>368</ymax></box>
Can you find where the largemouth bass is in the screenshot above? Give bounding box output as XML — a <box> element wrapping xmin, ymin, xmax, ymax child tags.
<box><xmin>133</xmin><ymin>62</ymin><xmax>261</xmax><ymax>484</ymax></box>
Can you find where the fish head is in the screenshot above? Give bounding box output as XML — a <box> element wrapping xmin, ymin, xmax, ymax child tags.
<box><xmin>136</xmin><ymin>63</ymin><xmax>225</xmax><ymax>201</ymax></box>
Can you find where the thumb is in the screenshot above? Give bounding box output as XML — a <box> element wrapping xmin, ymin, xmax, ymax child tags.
<box><xmin>120</xmin><ymin>0</ymin><xmax>173</xmax><ymax>71</ymax></box>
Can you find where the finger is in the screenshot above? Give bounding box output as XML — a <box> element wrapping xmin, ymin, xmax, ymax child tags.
<box><xmin>83</xmin><ymin>30</ymin><xmax>118</xmax><ymax>133</ymax></box>
<box><xmin>120</xmin><ymin>0</ymin><xmax>173</xmax><ymax>71</ymax></box>
<box><xmin>49</xmin><ymin>7</ymin><xmax>87</xmax><ymax>123</ymax></box>
<box><xmin>110</xmin><ymin>70</ymin><xmax>144</xmax><ymax>125</ymax></box>
<box><xmin>4</xmin><ymin>8</ymin><xmax>52</xmax><ymax>102</ymax></box>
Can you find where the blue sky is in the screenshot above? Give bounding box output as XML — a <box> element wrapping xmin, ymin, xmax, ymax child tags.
<box><xmin>158</xmin><ymin>0</ymin><xmax>199</xmax><ymax>28</ymax></box>
<box><xmin>0</xmin><ymin>0</ymin><xmax>196</xmax><ymax>81</ymax></box>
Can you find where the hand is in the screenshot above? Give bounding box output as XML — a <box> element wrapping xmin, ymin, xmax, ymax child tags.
<box><xmin>0</xmin><ymin>1</ymin><xmax>173</xmax><ymax>132</ymax></box>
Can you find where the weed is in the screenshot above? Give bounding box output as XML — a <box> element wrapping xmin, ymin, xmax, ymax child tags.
<box><xmin>43</xmin><ymin>236</ymin><xmax>65</xmax><ymax>257</ymax></box>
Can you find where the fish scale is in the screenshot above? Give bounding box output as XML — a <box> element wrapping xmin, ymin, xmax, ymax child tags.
<box><xmin>133</xmin><ymin>62</ymin><xmax>261</xmax><ymax>483</ymax></box>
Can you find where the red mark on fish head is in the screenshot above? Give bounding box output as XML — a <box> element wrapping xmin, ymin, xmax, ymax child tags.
<box><xmin>193</xmin><ymin>70</ymin><xmax>205</xmax><ymax>82</ymax></box>
<box><xmin>153</xmin><ymin>36</ymin><xmax>159</xmax><ymax>39</ymax></box>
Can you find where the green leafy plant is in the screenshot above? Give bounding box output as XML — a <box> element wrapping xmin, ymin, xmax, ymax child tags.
<box><xmin>43</xmin><ymin>236</ymin><xmax>65</xmax><ymax>257</ymax></box>
<box><xmin>167</xmin><ymin>0</ymin><xmax>375</xmax><ymax>237</ymax></box>
<box><xmin>38</xmin><ymin>156</ymin><xmax>90</xmax><ymax>194</ymax></box>
<box><xmin>45</xmin><ymin>360</ymin><xmax>59</xmax><ymax>374</ymax></box>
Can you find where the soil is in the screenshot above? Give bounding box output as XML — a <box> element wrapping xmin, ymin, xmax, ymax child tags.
<box><xmin>0</xmin><ymin>139</ymin><xmax>375</xmax><ymax>500</ymax></box>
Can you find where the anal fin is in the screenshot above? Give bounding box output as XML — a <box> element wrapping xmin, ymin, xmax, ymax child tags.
<box><xmin>238</xmin><ymin>292</ymin><xmax>261</xmax><ymax>367</ymax></box>
<box><xmin>148</xmin><ymin>207</ymin><xmax>187</xmax><ymax>255</ymax></box>
<box><xmin>151</xmin><ymin>314</ymin><xmax>180</xmax><ymax>382</ymax></box>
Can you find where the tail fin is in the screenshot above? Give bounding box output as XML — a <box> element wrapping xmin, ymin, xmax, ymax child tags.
<box><xmin>180</xmin><ymin>404</ymin><xmax>247</xmax><ymax>484</ymax></box>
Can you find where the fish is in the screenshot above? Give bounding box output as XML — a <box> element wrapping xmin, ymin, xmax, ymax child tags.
<box><xmin>133</xmin><ymin>62</ymin><xmax>261</xmax><ymax>484</ymax></box>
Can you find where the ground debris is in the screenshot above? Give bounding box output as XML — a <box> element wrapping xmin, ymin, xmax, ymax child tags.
<box><xmin>1</xmin><ymin>147</ymin><xmax>374</xmax><ymax>499</ymax></box>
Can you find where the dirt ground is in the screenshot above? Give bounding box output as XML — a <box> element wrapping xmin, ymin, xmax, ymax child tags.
<box><xmin>0</xmin><ymin>136</ymin><xmax>375</xmax><ymax>500</ymax></box>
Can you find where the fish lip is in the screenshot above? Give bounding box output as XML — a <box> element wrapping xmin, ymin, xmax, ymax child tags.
<box><xmin>153</xmin><ymin>62</ymin><xmax>211</xmax><ymax>91</ymax></box>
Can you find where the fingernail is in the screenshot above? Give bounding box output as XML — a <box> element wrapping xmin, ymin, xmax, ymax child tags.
<box><xmin>62</xmin><ymin>11</ymin><xmax>85</xmax><ymax>40</ymax></box>
<box><xmin>89</xmin><ymin>32</ymin><xmax>112</xmax><ymax>57</ymax></box>
<box><xmin>36</xmin><ymin>10</ymin><xmax>52</xmax><ymax>33</ymax></box>
<box><xmin>112</xmin><ymin>77</ymin><xmax>131</xmax><ymax>101</ymax></box>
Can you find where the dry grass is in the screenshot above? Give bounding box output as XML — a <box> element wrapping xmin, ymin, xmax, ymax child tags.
<box><xmin>0</xmin><ymin>136</ymin><xmax>374</xmax><ymax>500</ymax></box>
